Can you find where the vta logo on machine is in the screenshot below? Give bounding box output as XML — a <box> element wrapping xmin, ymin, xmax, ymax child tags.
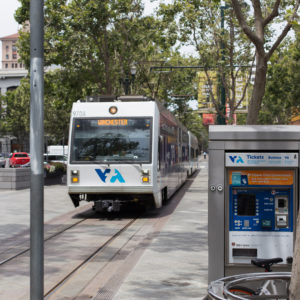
<box><xmin>229</xmin><ymin>156</ymin><xmax>244</xmax><ymax>164</ymax></box>
<box><xmin>95</xmin><ymin>168</ymin><xmax>125</xmax><ymax>183</ymax></box>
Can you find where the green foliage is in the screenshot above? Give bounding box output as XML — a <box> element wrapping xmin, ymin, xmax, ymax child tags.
<box><xmin>258</xmin><ymin>37</ymin><xmax>300</xmax><ymax>124</ymax></box>
<box><xmin>11</xmin><ymin>0</ymin><xmax>207</xmax><ymax>142</ymax></box>
<box><xmin>2</xmin><ymin>78</ymin><xmax>30</xmax><ymax>142</ymax></box>
<box><xmin>15</xmin><ymin>0</ymin><xmax>176</xmax><ymax>95</ymax></box>
<box><xmin>289</xmin><ymin>33</ymin><xmax>300</xmax><ymax>114</ymax></box>
<box><xmin>158</xmin><ymin>0</ymin><xmax>253</xmax><ymax>124</ymax></box>
<box><xmin>44</xmin><ymin>70</ymin><xmax>84</xmax><ymax>143</ymax></box>
<box><xmin>44</xmin><ymin>162</ymin><xmax>66</xmax><ymax>177</ymax></box>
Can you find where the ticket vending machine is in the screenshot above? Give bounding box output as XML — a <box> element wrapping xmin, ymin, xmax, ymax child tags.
<box><xmin>208</xmin><ymin>126</ymin><xmax>300</xmax><ymax>282</ymax></box>
<box><xmin>227</xmin><ymin>156</ymin><xmax>297</xmax><ymax>270</ymax></box>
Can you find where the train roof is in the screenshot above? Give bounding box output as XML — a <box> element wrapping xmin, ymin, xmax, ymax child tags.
<box><xmin>74</xmin><ymin>95</ymin><xmax>190</xmax><ymax>133</ymax></box>
<box><xmin>80</xmin><ymin>95</ymin><xmax>154</xmax><ymax>102</ymax></box>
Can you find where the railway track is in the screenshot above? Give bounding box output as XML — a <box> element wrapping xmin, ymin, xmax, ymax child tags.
<box><xmin>44</xmin><ymin>217</ymin><xmax>138</xmax><ymax>299</ymax></box>
<box><xmin>0</xmin><ymin>204</ymin><xmax>94</xmax><ymax>266</ymax></box>
<box><xmin>0</xmin><ymin>218</ymin><xmax>87</xmax><ymax>266</ymax></box>
<box><xmin>0</xmin><ymin>173</ymin><xmax>198</xmax><ymax>300</ymax></box>
<box><xmin>0</xmin><ymin>207</ymin><xmax>142</xmax><ymax>300</ymax></box>
<box><xmin>44</xmin><ymin>175</ymin><xmax>198</xmax><ymax>300</ymax></box>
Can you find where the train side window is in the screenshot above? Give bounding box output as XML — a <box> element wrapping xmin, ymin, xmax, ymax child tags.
<box><xmin>161</xmin><ymin>136</ymin><xmax>165</xmax><ymax>162</ymax></box>
<box><xmin>158</xmin><ymin>140</ymin><xmax>161</xmax><ymax>170</ymax></box>
<box><xmin>175</xmin><ymin>145</ymin><xmax>179</xmax><ymax>163</ymax></box>
<box><xmin>158</xmin><ymin>136</ymin><xmax>164</xmax><ymax>170</ymax></box>
<box><xmin>182</xmin><ymin>146</ymin><xmax>186</xmax><ymax>161</ymax></box>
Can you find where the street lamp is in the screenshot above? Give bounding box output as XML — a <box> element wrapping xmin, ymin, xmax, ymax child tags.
<box><xmin>120</xmin><ymin>65</ymin><xmax>137</xmax><ymax>95</ymax></box>
<box><xmin>217</xmin><ymin>1</ymin><xmax>229</xmax><ymax>125</ymax></box>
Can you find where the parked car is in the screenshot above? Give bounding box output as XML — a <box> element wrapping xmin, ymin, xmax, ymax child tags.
<box><xmin>20</xmin><ymin>161</ymin><xmax>30</xmax><ymax>168</ymax></box>
<box><xmin>9</xmin><ymin>152</ymin><xmax>30</xmax><ymax>168</ymax></box>
<box><xmin>0</xmin><ymin>154</ymin><xmax>6</xmax><ymax>168</ymax></box>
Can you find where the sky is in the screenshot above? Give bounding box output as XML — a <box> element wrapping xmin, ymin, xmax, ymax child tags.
<box><xmin>0</xmin><ymin>0</ymin><xmax>20</xmax><ymax>38</ymax></box>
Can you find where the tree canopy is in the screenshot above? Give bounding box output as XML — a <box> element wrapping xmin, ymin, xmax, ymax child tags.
<box><xmin>7</xmin><ymin>0</ymin><xmax>205</xmax><ymax>145</ymax></box>
<box><xmin>231</xmin><ymin>0</ymin><xmax>300</xmax><ymax>124</ymax></box>
<box><xmin>4</xmin><ymin>0</ymin><xmax>299</xmax><ymax>149</ymax></box>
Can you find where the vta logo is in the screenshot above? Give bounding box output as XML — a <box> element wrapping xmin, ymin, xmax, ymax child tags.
<box><xmin>95</xmin><ymin>168</ymin><xmax>125</xmax><ymax>183</ymax></box>
<box><xmin>229</xmin><ymin>155</ymin><xmax>244</xmax><ymax>164</ymax></box>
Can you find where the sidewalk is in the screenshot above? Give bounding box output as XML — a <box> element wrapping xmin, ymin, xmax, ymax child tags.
<box><xmin>0</xmin><ymin>184</ymin><xmax>76</xmax><ymax>241</ymax></box>
<box><xmin>114</xmin><ymin>159</ymin><xmax>208</xmax><ymax>299</ymax></box>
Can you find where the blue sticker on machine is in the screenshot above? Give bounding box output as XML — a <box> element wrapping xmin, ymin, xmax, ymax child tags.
<box><xmin>232</xmin><ymin>172</ymin><xmax>241</xmax><ymax>185</ymax></box>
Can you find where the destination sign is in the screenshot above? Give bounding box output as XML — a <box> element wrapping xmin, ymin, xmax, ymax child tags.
<box><xmin>98</xmin><ymin>119</ymin><xmax>128</xmax><ymax>126</ymax></box>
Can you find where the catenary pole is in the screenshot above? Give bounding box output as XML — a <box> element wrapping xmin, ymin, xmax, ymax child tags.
<box><xmin>217</xmin><ymin>4</ymin><xmax>226</xmax><ymax>125</ymax></box>
<box><xmin>30</xmin><ymin>0</ymin><xmax>44</xmax><ymax>299</ymax></box>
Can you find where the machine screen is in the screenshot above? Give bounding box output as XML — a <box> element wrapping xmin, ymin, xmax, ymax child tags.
<box><xmin>237</xmin><ymin>194</ymin><xmax>256</xmax><ymax>216</ymax></box>
<box><xmin>278</xmin><ymin>199</ymin><xmax>286</xmax><ymax>208</ymax></box>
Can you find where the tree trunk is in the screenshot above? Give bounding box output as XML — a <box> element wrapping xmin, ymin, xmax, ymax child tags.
<box><xmin>246</xmin><ymin>54</ymin><xmax>267</xmax><ymax>124</ymax></box>
<box><xmin>290</xmin><ymin>210</ymin><xmax>300</xmax><ymax>298</ymax></box>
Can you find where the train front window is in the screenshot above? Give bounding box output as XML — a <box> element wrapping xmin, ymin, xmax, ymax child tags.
<box><xmin>71</xmin><ymin>118</ymin><xmax>152</xmax><ymax>163</ymax></box>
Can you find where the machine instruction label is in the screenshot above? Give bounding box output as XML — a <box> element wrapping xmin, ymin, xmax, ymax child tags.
<box><xmin>228</xmin><ymin>231</ymin><xmax>293</xmax><ymax>264</ymax></box>
<box><xmin>229</xmin><ymin>170</ymin><xmax>294</xmax><ymax>186</ymax></box>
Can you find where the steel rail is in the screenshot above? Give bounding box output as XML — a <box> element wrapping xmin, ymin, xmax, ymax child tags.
<box><xmin>43</xmin><ymin>217</ymin><xmax>137</xmax><ymax>298</ymax></box>
<box><xmin>0</xmin><ymin>218</ymin><xmax>88</xmax><ymax>266</ymax></box>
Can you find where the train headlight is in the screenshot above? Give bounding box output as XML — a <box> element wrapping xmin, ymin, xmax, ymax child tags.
<box><xmin>71</xmin><ymin>170</ymin><xmax>79</xmax><ymax>183</ymax></box>
<box><xmin>141</xmin><ymin>169</ymin><xmax>150</xmax><ymax>183</ymax></box>
<box><xmin>142</xmin><ymin>169</ymin><xmax>149</xmax><ymax>175</ymax></box>
<box><xmin>109</xmin><ymin>106</ymin><xmax>118</xmax><ymax>115</ymax></box>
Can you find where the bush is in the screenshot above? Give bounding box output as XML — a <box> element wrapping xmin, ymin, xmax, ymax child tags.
<box><xmin>44</xmin><ymin>162</ymin><xmax>66</xmax><ymax>177</ymax></box>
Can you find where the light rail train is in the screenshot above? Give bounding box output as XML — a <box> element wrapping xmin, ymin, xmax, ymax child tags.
<box><xmin>67</xmin><ymin>95</ymin><xmax>199</xmax><ymax>211</ymax></box>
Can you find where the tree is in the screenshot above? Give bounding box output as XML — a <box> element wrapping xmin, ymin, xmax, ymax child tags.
<box><xmin>3</xmin><ymin>78</ymin><xmax>30</xmax><ymax>150</ymax></box>
<box><xmin>231</xmin><ymin>0</ymin><xmax>300</xmax><ymax>124</ymax></box>
<box><xmin>15</xmin><ymin>0</ymin><xmax>176</xmax><ymax>96</ymax></box>
<box><xmin>289</xmin><ymin>31</ymin><xmax>300</xmax><ymax>115</ymax></box>
<box><xmin>13</xmin><ymin>0</ymin><xmax>178</xmax><ymax>142</ymax></box>
<box><xmin>43</xmin><ymin>70</ymin><xmax>85</xmax><ymax>144</ymax></box>
<box><xmin>13</xmin><ymin>0</ymin><xmax>206</xmax><ymax>142</ymax></box>
<box><xmin>1</xmin><ymin>69</ymin><xmax>85</xmax><ymax>147</ymax></box>
<box><xmin>158</xmin><ymin>0</ymin><xmax>254</xmax><ymax>124</ymax></box>
<box><xmin>258</xmin><ymin>41</ymin><xmax>294</xmax><ymax>124</ymax></box>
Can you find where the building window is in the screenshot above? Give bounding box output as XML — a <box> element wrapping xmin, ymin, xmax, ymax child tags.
<box><xmin>12</xmin><ymin>64</ymin><xmax>14</xmax><ymax>68</ymax></box>
<box><xmin>20</xmin><ymin>63</ymin><xmax>22</xmax><ymax>68</ymax></box>
<box><xmin>12</xmin><ymin>45</ymin><xmax>17</xmax><ymax>52</ymax></box>
<box><xmin>6</xmin><ymin>54</ymin><xmax>9</xmax><ymax>59</ymax></box>
<box><xmin>5</xmin><ymin>64</ymin><xmax>8</xmax><ymax>68</ymax></box>
<box><xmin>13</xmin><ymin>54</ymin><xmax>17</xmax><ymax>59</ymax></box>
<box><xmin>15</xmin><ymin>63</ymin><xmax>18</xmax><ymax>68</ymax></box>
<box><xmin>6</xmin><ymin>45</ymin><xmax>9</xmax><ymax>51</ymax></box>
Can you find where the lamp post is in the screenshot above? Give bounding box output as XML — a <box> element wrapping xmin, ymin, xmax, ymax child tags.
<box><xmin>30</xmin><ymin>0</ymin><xmax>44</xmax><ymax>299</ymax></box>
<box><xmin>121</xmin><ymin>65</ymin><xmax>137</xmax><ymax>95</ymax></box>
<box><xmin>217</xmin><ymin>2</ymin><xmax>228</xmax><ymax>125</ymax></box>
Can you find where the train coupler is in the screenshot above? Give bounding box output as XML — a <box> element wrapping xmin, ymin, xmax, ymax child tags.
<box><xmin>94</xmin><ymin>200</ymin><xmax>121</xmax><ymax>212</ymax></box>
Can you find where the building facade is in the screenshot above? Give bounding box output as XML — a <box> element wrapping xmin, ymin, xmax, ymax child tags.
<box><xmin>0</xmin><ymin>33</ymin><xmax>28</xmax><ymax>154</ymax></box>
<box><xmin>0</xmin><ymin>33</ymin><xmax>24</xmax><ymax>70</ymax></box>
<box><xmin>0</xmin><ymin>33</ymin><xmax>27</xmax><ymax>95</ymax></box>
